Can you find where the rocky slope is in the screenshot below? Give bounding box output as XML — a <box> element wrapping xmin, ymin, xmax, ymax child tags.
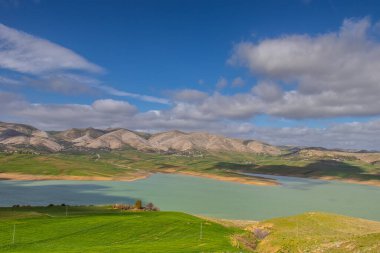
<box><xmin>149</xmin><ymin>131</ymin><xmax>281</xmax><ymax>155</ymax></box>
<box><xmin>0</xmin><ymin>122</ymin><xmax>62</xmax><ymax>152</ymax></box>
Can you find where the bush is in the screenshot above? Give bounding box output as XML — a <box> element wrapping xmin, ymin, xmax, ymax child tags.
<box><xmin>144</xmin><ymin>202</ymin><xmax>159</xmax><ymax>211</ymax></box>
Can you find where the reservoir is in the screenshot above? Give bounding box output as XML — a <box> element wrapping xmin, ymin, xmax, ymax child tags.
<box><xmin>1</xmin><ymin>173</ymin><xmax>379</xmax><ymax>221</ymax></box>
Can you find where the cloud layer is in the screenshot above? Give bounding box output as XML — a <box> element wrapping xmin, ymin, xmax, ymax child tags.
<box><xmin>1</xmin><ymin>90</ymin><xmax>380</xmax><ymax>150</ymax></box>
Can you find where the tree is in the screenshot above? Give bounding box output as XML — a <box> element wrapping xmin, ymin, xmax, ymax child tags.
<box><xmin>134</xmin><ymin>199</ymin><xmax>142</xmax><ymax>209</ymax></box>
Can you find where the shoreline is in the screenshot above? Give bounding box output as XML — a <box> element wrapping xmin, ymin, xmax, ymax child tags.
<box><xmin>318</xmin><ymin>176</ymin><xmax>380</xmax><ymax>187</ymax></box>
<box><xmin>240</xmin><ymin>171</ymin><xmax>380</xmax><ymax>187</ymax></box>
<box><xmin>0</xmin><ymin>171</ymin><xmax>379</xmax><ymax>187</ymax></box>
<box><xmin>0</xmin><ymin>172</ymin><xmax>150</xmax><ymax>182</ymax></box>
<box><xmin>0</xmin><ymin>170</ymin><xmax>278</xmax><ymax>186</ymax></box>
<box><xmin>168</xmin><ymin>170</ymin><xmax>279</xmax><ymax>186</ymax></box>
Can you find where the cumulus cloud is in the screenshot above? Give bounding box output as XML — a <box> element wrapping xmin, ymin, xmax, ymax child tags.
<box><xmin>0</xmin><ymin>23</ymin><xmax>103</xmax><ymax>74</ymax></box>
<box><xmin>229</xmin><ymin>17</ymin><xmax>380</xmax><ymax>118</ymax></box>
<box><xmin>91</xmin><ymin>99</ymin><xmax>137</xmax><ymax>115</ymax></box>
<box><xmin>251</xmin><ymin>80</ymin><xmax>283</xmax><ymax>102</ymax></box>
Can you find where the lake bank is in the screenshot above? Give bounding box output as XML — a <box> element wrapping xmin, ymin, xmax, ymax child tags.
<box><xmin>0</xmin><ymin>170</ymin><xmax>279</xmax><ymax>186</ymax></box>
<box><xmin>1</xmin><ymin>169</ymin><xmax>379</xmax><ymax>187</ymax></box>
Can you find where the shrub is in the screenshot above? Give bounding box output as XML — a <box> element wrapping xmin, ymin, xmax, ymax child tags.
<box><xmin>144</xmin><ymin>202</ymin><xmax>159</xmax><ymax>211</ymax></box>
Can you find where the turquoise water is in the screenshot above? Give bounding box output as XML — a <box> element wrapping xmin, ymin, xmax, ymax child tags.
<box><xmin>1</xmin><ymin>173</ymin><xmax>380</xmax><ymax>221</ymax></box>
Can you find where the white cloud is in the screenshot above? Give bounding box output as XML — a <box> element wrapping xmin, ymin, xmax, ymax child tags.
<box><xmin>0</xmin><ymin>23</ymin><xmax>103</xmax><ymax>74</ymax></box>
<box><xmin>91</xmin><ymin>99</ymin><xmax>137</xmax><ymax>115</ymax></box>
<box><xmin>229</xmin><ymin>17</ymin><xmax>380</xmax><ymax>118</ymax></box>
<box><xmin>251</xmin><ymin>80</ymin><xmax>283</xmax><ymax>102</ymax></box>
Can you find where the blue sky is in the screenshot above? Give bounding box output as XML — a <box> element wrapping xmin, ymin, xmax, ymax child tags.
<box><xmin>1</xmin><ymin>0</ymin><xmax>380</xmax><ymax>150</ymax></box>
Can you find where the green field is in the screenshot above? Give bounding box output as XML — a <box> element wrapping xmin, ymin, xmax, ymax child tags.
<box><xmin>1</xmin><ymin>207</ymin><xmax>379</xmax><ymax>252</ymax></box>
<box><xmin>255</xmin><ymin>212</ymin><xmax>380</xmax><ymax>252</ymax></box>
<box><xmin>0</xmin><ymin>206</ymin><xmax>248</xmax><ymax>253</ymax></box>
<box><xmin>0</xmin><ymin>150</ymin><xmax>379</xmax><ymax>184</ymax></box>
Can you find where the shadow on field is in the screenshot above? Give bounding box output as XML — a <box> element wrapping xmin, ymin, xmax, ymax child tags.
<box><xmin>0</xmin><ymin>182</ymin><xmax>137</xmax><ymax>207</ymax></box>
<box><xmin>215</xmin><ymin>160</ymin><xmax>380</xmax><ymax>182</ymax></box>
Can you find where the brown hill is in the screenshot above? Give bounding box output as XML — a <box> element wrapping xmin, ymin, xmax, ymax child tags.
<box><xmin>85</xmin><ymin>129</ymin><xmax>152</xmax><ymax>150</ymax></box>
<box><xmin>0</xmin><ymin>122</ymin><xmax>62</xmax><ymax>151</ymax></box>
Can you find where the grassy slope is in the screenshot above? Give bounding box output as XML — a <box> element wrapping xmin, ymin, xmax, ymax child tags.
<box><xmin>255</xmin><ymin>212</ymin><xmax>380</xmax><ymax>252</ymax></box>
<box><xmin>0</xmin><ymin>149</ymin><xmax>379</xmax><ymax>183</ymax></box>
<box><xmin>0</xmin><ymin>206</ymin><xmax>247</xmax><ymax>253</ymax></box>
<box><xmin>1</xmin><ymin>207</ymin><xmax>379</xmax><ymax>253</ymax></box>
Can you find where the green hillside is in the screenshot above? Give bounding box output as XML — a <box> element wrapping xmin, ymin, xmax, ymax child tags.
<box><xmin>0</xmin><ymin>150</ymin><xmax>379</xmax><ymax>185</ymax></box>
<box><xmin>254</xmin><ymin>212</ymin><xmax>380</xmax><ymax>252</ymax></box>
<box><xmin>0</xmin><ymin>206</ymin><xmax>248</xmax><ymax>253</ymax></box>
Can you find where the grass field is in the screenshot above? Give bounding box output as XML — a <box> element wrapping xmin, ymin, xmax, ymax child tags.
<box><xmin>1</xmin><ymin>207</ymin><xmax>379</xmax><ymax>252</ymax></box>
<box><xmin>254</xmin><ymin>212</ymin><xmax>380</xmax><ymax>252</ymax></box>
<box><xmin>0</xmin><ymin>206</ymin><xmax>248</xmax><ymax>253</ymax></box>
<box><xmin>0</xmin><ymin>150</ymin><xmax>379</xmax><ymax>185</ymax></box>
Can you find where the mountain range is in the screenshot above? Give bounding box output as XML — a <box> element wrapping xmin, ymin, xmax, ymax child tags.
<box><xmin>0</xmin><ymin>122</ymin><xmax>281</xmax><ymax>155</ymax></box>
<box><xmin>1</xmin><ymin>121</ymin><xmax>380</xmax><ymax>165</ymax></box>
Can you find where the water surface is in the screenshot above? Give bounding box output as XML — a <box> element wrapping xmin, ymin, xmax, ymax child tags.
<box><xmin>1</xmin><ymin>173</ymin><xmax>379</xmax><ymax>221</ymax></box>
